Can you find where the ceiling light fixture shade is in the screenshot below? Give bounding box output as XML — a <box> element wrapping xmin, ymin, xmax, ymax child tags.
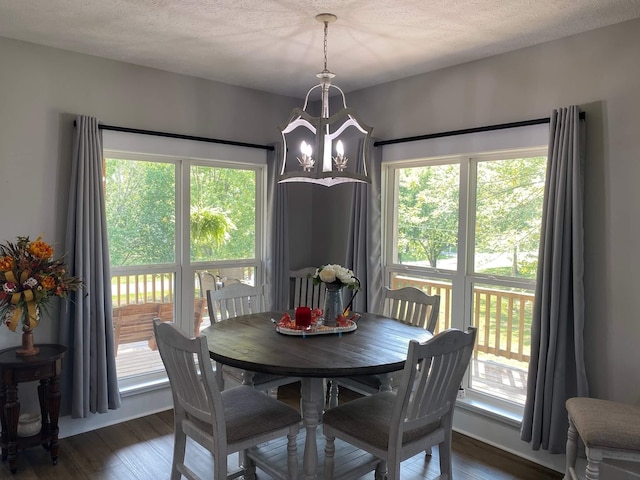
<box><xmin>278</xmin><ymin>13</ymin><xmax>373</xmax><ymax>187</ymax></box>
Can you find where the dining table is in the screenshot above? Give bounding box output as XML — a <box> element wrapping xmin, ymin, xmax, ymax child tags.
<box><xmin>200</xmin><ymin>311</ymin><xmax>433</xmax><ymax>480</ymax></box>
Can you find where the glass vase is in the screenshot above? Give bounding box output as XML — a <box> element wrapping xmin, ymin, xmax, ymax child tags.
<box><xmin>323</xmin><ymin>282</ymin><xmax>344</xmax><ymax>327</ymax></box>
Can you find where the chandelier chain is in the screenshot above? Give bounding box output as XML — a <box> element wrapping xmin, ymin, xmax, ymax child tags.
<box><xmin>323</xmin><ymin>20</ymin><xmax>329</xmax><ymax>72</ymax></box>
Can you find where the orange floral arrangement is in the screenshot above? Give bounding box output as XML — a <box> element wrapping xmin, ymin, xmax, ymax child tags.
<box><xmin>0</xmin><ymin>236</ymin><xmax>83</xmax><ymax>332</ymax></box>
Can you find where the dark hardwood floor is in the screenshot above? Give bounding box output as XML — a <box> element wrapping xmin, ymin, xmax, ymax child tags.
<box><xmin>1</xmin><ymin>382</ymin><xmax>563</xmax><ymax>479</ymax></box>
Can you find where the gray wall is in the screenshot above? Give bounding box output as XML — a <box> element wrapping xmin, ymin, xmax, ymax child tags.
<box><xmin>295</xmin><ymin>18</ymin><xmax>640</xmax><ymax>476</ymax></box>
<box><xmin>300</xmin><ymin>16</ymin><xmax>640</xmax><ymax>406</ymax></box>
<box><xmin>1</xmin><ymin>16</ymin><xmax>640</xmax><ymax>476</ymax></box>
<box><xmin>348</xmin><ymin>17</ymin><xmax>640</xmax><ymax>406</ymax></box>
<box><xmin>0</xmin><ymin>36</ymin><xmax>298</xmax><ymax>353</ymax></box>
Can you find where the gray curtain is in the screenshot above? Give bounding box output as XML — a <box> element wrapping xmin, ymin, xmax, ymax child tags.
<box><xmin>346</xmin><ymin>140</ymin><xmax>383</xmax><ymax>313</ymax></box>
<box><xmin>60</xmin><ymin>115</ymin><xmax>121</xmax><ymax>417</ymax></box>
<box><xmin>267</xmin><ymin>143</ymin><xmax>290</xmax><ymax>311</ymax></box>
<box><xmin>520</xmin><ymin>106</ymin><xmax>588</xmax><ymax>452</ymax></box>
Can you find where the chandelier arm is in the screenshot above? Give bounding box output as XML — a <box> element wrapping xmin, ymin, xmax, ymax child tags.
<box><xmin>302</xmin><ymin>84</ymin><xmax>323</xmax><ymax>111</ymax></box>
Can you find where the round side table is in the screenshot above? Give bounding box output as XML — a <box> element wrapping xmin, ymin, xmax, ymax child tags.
<box><xmin>0</xmin><ymin>344</ymin><xmax>67</xmax><ymax>474</ymax></box>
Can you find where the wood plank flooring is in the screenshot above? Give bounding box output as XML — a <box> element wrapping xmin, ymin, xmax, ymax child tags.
<box><xmin>1</xmin><ymin>382</ymin><xmax>562</xmax><ymax>480</ymax></box>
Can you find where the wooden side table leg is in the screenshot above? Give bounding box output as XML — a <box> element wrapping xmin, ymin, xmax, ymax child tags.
<box><xmin>4</xmin><ymin>384</ymin><xmax>19</xmax><ymax>473</ymax></box>
<box><xmin>0</xmin><ymin>380</ymin><xmax>7</xmax><ymax>462</ymax></box>
<box><xmin>47</xmin><ymin>376</ymin><xmax>62</xmax><ymax>465</ymax></box>
<box><xmin>38</xmin><ymin>379</ymin><xmax>50</xmax><ymax>449</ymax></box>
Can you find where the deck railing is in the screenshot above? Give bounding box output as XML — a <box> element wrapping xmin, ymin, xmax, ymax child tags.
<box><xmin>391</xmin><ymin>276</ymin><xmax>533</xmax><ymax>363</ymax></box>
<box><xmin>109</xmin><ymin>272</ymin><xmax>533</xmax><ymax>364</ymax></box>
<box><xmin>111</xmin><ymin>272</ymin><xmax>175</xmax><ymax>307</ymax></box>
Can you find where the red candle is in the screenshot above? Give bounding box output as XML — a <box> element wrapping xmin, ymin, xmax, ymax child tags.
<box><xmin>295</xmin><ymin>306</ymin><xmax>312</xmax><ymax>327</ymax></box>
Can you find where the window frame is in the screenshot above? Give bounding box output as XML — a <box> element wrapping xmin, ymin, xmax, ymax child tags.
<box><xmin>103</xmin><ymin>134</ymin><xmax>267</xmax><ymax>391</ymax></box>
<box><xmin>382</xmin><ymin>145</ymin><xmax>547</xmax><ymax>418</ymax></box>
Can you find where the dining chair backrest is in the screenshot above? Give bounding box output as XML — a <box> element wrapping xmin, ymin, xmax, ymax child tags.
<box><xmin>379</xmin><ymin>286</ymin><xmax>440</xmax><ymax>333</ymax></box>
<box><xmin>207</xmin><ymin>282</ymin><xmax>265</xmax><ymax>322</ymax></box>
<box><xmin>206</xmin><ymin>282</ymin><xmax>300</xmax><ymax>393</ymax></box>
<box><xmin>289</xmin><ymin>267</ymin><xmax>325</xmax><ymax>309</ymax></box>
<box><xmin>396</xmin><ymin>327</ymin><xmax>476</xmax><ymax>428</ymax></box>
<box><xmin>153</xmin><ymin>319</ymin><xmax>222</xmax><ymax>447</ymax></box>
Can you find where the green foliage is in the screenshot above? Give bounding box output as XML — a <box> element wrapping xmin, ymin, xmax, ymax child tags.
<box><xmin>475</xmin><ymin>157</ymin><xmax>546</xmax><ymax>278</ymax></box>
<box><xmin>105</xmin><ymin>158</ymin><xmax>256</xmax><ymax>267</ymax></box>
<box><xmin>105</xmin><ymin>159</ymin><xmax>175</xmax><ymax>266</ymax></box>
<box><xmin>396</xmin><ymin>156</ymin><xmax>546</xmax><ymax>278</ymax></box>
<box><xmin>189</xmin><ymin>165</ymin><xmax>255</xmax><ymax>261</ymax></box>
<box><xmin>397</xmin><ymin>164</ymin><xmax>459</xmax><ymax>267</ymax></box>
<box><xmin>190</xmin><ymin>205</ymin><xmax>235</xmax><ymax>257</ymax></box>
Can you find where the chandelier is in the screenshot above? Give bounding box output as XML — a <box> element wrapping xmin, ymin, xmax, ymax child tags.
<box><xmin>278</xmin><ymin>14</ymin><xmax>373</xmax><ymax>186</ymax></box>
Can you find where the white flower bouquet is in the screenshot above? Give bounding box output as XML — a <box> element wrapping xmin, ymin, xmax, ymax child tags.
<box><xmin>312</xmin><ymin>264</ymin><xmax>360</xmax><ymax>290</ymax></box>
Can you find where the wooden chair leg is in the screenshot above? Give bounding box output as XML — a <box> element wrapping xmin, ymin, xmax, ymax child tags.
<box><xmin>328</xmin><ymin>379</ymin><xmax>339</xmax><ymax>408</ymax></box>
<box><xmin>585</xmin><ymin>449</ymin><xmax>602</xmax><ymax>480</ymax></box>
<box><xmin>171</xmin><ymin>427</ymin><xmax>187</xmax><ymax>480</ymax></box>
<box><xmin>564</xmin><ymin>416</ymin><xmax>578</xmax><ymax>479</ymax></box>
<box><xmin>374</xmin><ymin>461</ymin><xmax>388</xmax><ymax>480</ymax></box>
<box><xmin>324</xmin><ymin>433</ymin><xmax>336</xmax><ymax>480</ymax></box>
<box><xmin>286</xmin><ymin>430</ymin><xmax>298</xmax><ymax>480</ymax></box>
<box><xmin>242</xmin><ymin>449</ymin><xmax>257</xmax><ymax>480</ymax></box>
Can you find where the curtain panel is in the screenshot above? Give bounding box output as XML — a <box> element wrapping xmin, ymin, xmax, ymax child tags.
<box><xmin>267</xmin><ymin>143</ymin><xmax>290</xmax><ymax>311</ymax></box>
<box><xmin>60</xmin><ymin>115</ymin><xmax>121</xmax><ymax>417</ymax></box>
<box><xmin>346</xmin><ymin>140</ymin><xmax>383</xmax><ymax>314</ymax></box>
<box><xmin>520</xmin><ymin>105</ymin><xmax>588</xmax><ymax>452</ymax></box>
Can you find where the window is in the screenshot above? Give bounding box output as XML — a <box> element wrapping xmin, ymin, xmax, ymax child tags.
<box><xmin>382</xmin><ymin>125</ymin><xmax>548</xmax><ymax>414</ymax></box>
<box><xmin>103</xmin><ymin>132</ymin><xmax>266</xmax><ymax>388</ymax></box>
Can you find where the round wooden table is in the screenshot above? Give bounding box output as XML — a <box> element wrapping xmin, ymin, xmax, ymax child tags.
<box><xmin>201</xmin><ymin>311</ymin><xmax>432</xmax><ymax>479</ymax></box>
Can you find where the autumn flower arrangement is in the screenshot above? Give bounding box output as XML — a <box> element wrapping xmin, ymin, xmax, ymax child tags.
<box><xmin>312</xmin><ymin>264</ymin><xmax>360</xmax><ymax>290</ymax></box>
<box><xmin>0</xmin><ymin>236</ymin><xmax>83</xmax><ymax>332</ymax></box>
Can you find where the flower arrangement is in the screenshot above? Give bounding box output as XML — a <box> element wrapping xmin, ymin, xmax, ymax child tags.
<box><xmin>0</xmin><ymin>236</ymin><xmax>83</xmax><ymax>332</ymax></box>
<box><xmin>312</xmin><ymin>264</ymin><xmax>360</xmax><ymax>290</ymax></box>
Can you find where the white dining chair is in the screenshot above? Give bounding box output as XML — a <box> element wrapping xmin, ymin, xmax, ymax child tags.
<box><xmin>153</xmin><ymin>319</ymin><xmax>300</xmax><ymax>480</ymax></box>
<box><xmin>323</xmin><ymin>327</ymin><xmax>477</xmax><ymax>480</ymax></box>
<box><xmin>206</xmin><ymin>283</ymin><xmax>301</xmax><ymax>394</ymax></box>
<box><xmin>329</xmin><ymin>286</ymin><xmax>441</xmax><ymax>406</ymax></box>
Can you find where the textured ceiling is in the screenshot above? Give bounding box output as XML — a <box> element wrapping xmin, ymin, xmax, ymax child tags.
<box><xmin>1</xmin><ymin>0</ymin><xmax>639</xmax><ymax>98</ymax></box>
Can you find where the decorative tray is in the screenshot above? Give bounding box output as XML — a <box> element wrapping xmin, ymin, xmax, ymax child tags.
<box><xmin>274</xmin><ymin>319</ymin><xmax>358</xmax><ymax>336</ymax></box>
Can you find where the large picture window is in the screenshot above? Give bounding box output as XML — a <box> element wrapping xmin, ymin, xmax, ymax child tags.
<box><xmin>103</xmin><ymin>132</ymin><xmax>266</xmax><ymax>388</ymax></box>
<box><xmin>383</xmin><ymin>127</ymin><xmax>547</xmax><ymax>414</ymax></box>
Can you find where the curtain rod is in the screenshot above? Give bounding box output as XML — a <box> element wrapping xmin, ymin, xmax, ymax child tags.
<box><xmin>73</xmin><ymin>121</ymin><xmax>274</xmax><ymax>151</ymax></box>
<box><xmin>373</xmin><ymin>112</ymin><xmax>586</xmax><ymax>147</ymax></box>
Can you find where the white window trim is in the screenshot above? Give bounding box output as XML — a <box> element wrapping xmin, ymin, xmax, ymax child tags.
<box><xmin>381</xmin><ymin>125</ymin><xmax>548</xmax><ymax>422</ymax></box>
<box><xmin>104</xmin><ymin>131</ymin><xmax>268</xmax><ymax>392</ymax></box>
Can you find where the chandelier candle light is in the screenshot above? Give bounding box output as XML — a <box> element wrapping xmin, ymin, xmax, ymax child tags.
<box><xmin>279</xmin><ymin>13</ymin><xmax>374</xmax><ymax>186</ymax></box>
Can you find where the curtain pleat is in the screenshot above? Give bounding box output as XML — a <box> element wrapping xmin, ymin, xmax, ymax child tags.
<box><xmin>60</xmin><ymin>115</ymin><xmax>121</xmax><ymax>417</ymax></box>
<box><xmin>267</xmin><ymin>143</ymin><xmax>290</xmax><ymax>311</ymax></box>
<box><xmin>520</xmin><ymin>105</ymin><xmax>588</xmax><ymax>452</ymax></box>
<box><xmin>346</xmin><ymin>140</ymin><xmax>383</xmax><ymax>313</ymax></box>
